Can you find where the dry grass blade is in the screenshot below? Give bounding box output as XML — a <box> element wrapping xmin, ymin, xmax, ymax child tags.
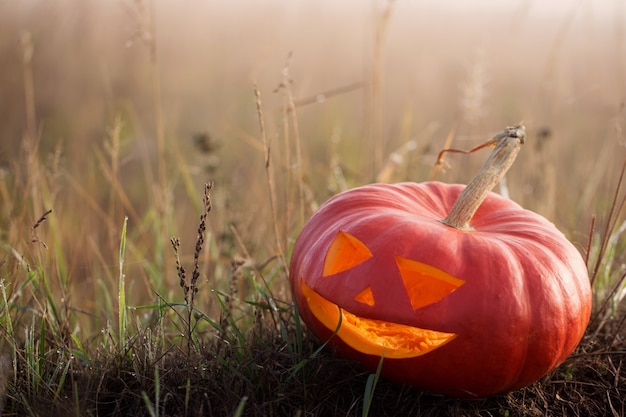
<box><xmin>291</xmin><ymin>81</ymin><xmax>367</xmax><ymax>109</ymax></box>
<box><xmin>274</xmin><ymin>52</ymin><xmax>305</xmax><ymax>229</ymax></box>
<box><xmin>429</xmin><ymin>125</ymin><xmax>457</xmax><ymax>180</ymax></box>
<box><xmin>254</xmin><ymin>85</ymin><xmax>287</xmax><ymax>272</ymax></box>
<box><xmin>371</xmin><ymin>0</ymin><xmax>396</xmax><ymax>175</ymax></box>
<box><xmin>590</xmin><ymin>160</ymin><xmax>626</xmax><ymax>287</ymax></box>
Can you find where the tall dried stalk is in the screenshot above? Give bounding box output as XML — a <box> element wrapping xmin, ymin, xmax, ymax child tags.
<box><xmin>105</xmin><ymin>116</ymin><xmax>122</xmax><ymax>222</ymax></box>
<box><xmin>370</xmin><ymin>0</ymin><xmax>396</xmax><ymax>177</ymax></box>
<box><xmin>538</xmin><ymin>1</ymin><xmax>582</xmax><ymax>121</ymax></box>
<box><xmin>21</xmin><ymin>32</ymin><xmax>37</xmax><ymax>148</ymax></box>
<box><xmin>96</xmin><ymin>137</ymin><xmax>140</xmax><ymax>224</ymax></box>
<box><xmin>20</xmin><ymin>32</ymin><xmax>43</xmax><ymax>220</ymax></box>
<box><xmin>98</xmin><ymin>115</ymin><xmax>145</xmax><ymax>254</ymax></box>
<box><xmin>277</xmin><ymin>53</ymin><xmax>306</xmax><ymax>236</ymax></box>
<box><xmin>586</xmin><ymin>160</ymin><xmax>626</xmax><ymax>343</ymax></box>
<box><xmin>429</xmin><ymin>125</ymin><xmax>457</xmax><ymax>181</ymax></box>
<box><xmin>125</xmin><ymin>0</ymin><xmax>171</xmax><ymax>275</ymax></box>
<box><xmin>254</xmin><ymin>86</ymin><xmax>287</xmax><ymax>271</ymax></box>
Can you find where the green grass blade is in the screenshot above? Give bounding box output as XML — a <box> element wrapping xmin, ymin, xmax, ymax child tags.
<box><xmin>233</xmin><ymin>396</ymin><xmax>248</xmax><ymax>417</ymax></box>
<box><xmin>288</xmin><ymin>306</ymin><xmax>343</xmax><ymax>379</ymax></box>
<box><xmin>118</xmin><ymin>216</ymin><xmax>128</xmax><ymax>349</ymax></box>
<box><xmin>0</xmin><ymin>280</ymin><xmax>17</xmax><ymax>387</ymax></box>
<box><xmin>37</xmin><ymin>265</ymin><xmax>62</xmax><ymax>339</ymax></box>
<box><xmin>53</xmin><ymin>354</ymin><xmax>72</xmax><ymax>402</ymax></box>
<box><xmin>154</xmin><ymin>365</ymin><xmax>160</xmax><ymax>417</ymax></box>
<box><xmin>141</xmin><ymin>391</ymin><xmax>157</xmax><ymax>417</ymax></box>
<box><xmin>292</xmin><ymin>299</ymin><xmax>303</xmax><ymax>357</ymax></box>
<box><xmin>0</xmin><ymin>280</ymin><xmax>14</xmax><ymax>341</ymax></box>
<box><xmin>213</xmin><ymin>289</ymin><xmax>245</xmax><ymax>344</ymax></box>
<box><xmin>38</xmin><ymin>316</ymin><xmax>46</xmax><ymax>382</ymax></box>
<box><xmin>73</xmin><ymin>380</ymin><xmax>80</xmax><ymax>417</ymax></box>
<box><xmin>362</xmin><ymin>350</ymin><xmax>385</xmax><ymax>417</ymax></box>
<box><xmin>184</xmin><ymin>377</ymin><xmax>191</xmax><ymax>417</ymax></box>
<box><xmin>70</xmin><ymin>333</ymin><xmax>89</xmax><ymax>362</ymax></box>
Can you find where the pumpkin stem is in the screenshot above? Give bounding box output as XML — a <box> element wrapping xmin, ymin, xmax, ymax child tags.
<box><xmin>440</xmin><ymin>124</ymin><xmax>526</xmax><ymax>230</ymax></box>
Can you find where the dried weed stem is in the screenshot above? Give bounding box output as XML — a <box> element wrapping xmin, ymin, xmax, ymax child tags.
<box><xmin>31</xmin><ymin>209</ymin><xmax>53</xmax><ymax>249</ymax></box>
<box><xmin>125</xmin><ymin>0</ymin><xmax>171</xmax><ymax>276</ymax></box>
<box><xmin>276</xmin><ymin>53</ymin><xmax>305</xmax><ymax>230</ymax></box>
<box><xmin>254</xmin><ymin>86</ymin><xmax>287</xmax><ymax>271</ymax></box>
<box><xmin>172</xmin><ymin>182</ymin><xmax>214</xmax><ymax>357</ymax></box>
<box><xmin>371</xmin><ymin>0</ymin><xmax>396</xmax><ymax>175</ymax></box>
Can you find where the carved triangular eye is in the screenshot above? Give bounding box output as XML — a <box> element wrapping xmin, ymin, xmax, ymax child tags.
<box><xmin>323</xmin><ymin>231</ymin><xmax>373</xmax><ymax>277</ymax></box>
<box><xmin>354</xmin><ymin>286</ymin><xmax>375</xmax><ymax>306</ymax></box>
<box><xmin>396</xmin><ymin>256</ymin><xmax>465</xmax><ymax>310</ymax></box>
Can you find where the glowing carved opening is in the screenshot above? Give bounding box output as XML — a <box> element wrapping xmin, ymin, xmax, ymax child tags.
<box><xmin>301</xmin><ymin>282</ymin><xmax>457</xmax><ymax>359</ymax></box>
<box><xmin>395</xmin><ymin>256</ymin><xmax>465</xmax><ymax>310</ymax></box>
<box><xmin>354</xmin><ymin>286</ymin><xmax>375</xmax><ymax>306</ymax></box>
<box><xmin>323</xmin><ymin>231</ymin><xmax>373</xmax><ymax>277</ymax></box>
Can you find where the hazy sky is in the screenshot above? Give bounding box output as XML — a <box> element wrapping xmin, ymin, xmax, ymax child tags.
<box><xmin>424</xmin><ymin>0</ymin><xmax>619</xmax><ymax>17</ymax></box>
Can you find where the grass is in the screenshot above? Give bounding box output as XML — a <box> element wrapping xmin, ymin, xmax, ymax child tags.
<box><xmin>1</xmin><ymin>1</ymin><xmax>625</xmax><ymax>416</ymax></box>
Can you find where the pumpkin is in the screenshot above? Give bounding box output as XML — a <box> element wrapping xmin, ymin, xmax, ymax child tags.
<box><xmin>289</xmin><ymin>125</ymin><xmax>592</xmax><ymax>398</ymax></box>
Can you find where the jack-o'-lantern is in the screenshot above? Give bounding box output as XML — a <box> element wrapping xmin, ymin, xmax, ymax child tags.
<box><xmin>289</xmin><ymin>125</ymin><xmax>592</xmax><ymax>398</ymax></box>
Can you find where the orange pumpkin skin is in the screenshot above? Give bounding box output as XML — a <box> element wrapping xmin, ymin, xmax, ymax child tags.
<box><xmin>289</xmin><ymin>181</ymin><xmax>592</xmax><ymax>398</ymax></box>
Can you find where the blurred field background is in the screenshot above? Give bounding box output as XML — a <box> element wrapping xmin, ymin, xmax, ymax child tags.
<box><xmin>0</xmin><ymin>1</ymin><xmax>625</xmax><ymax>414</ymax></box>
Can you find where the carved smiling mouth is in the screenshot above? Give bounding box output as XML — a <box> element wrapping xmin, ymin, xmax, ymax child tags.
<box><xmin>300</xmin><ymin>282</ymin><xmax>457</xmax><ymax>359</ymax></box>
<box><xmin>297</xmin><ymin>230</ymin><xmax>466</xmax><ymax>359</ymax></box>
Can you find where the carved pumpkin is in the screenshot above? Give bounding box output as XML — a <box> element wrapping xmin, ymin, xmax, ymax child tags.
<box><xmin>289</xmin><ymin>126</ymin><xmax>592</xmax><ymax>398</ymax></box>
